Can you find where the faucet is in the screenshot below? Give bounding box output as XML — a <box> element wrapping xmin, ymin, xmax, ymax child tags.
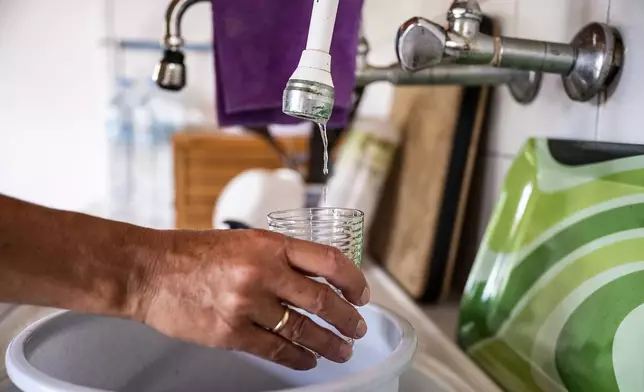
<box><xmin>353</xmin><ymin>14</ymin><xmax>542</xmax><ymax>104</ymax></box>
<box><xmin>153</xmin><ymin>0</ymin><xmax>572</xmax><ymax>118</ymax></box>
<box><xmin>355</xmin><ymin>33</ymin><xmax>542</xmax><ymax>104</ymax></box>
<box><xmin>281</xmin><ymin>0</ymin><xmax>339</xmax><ymax>124</ymax></box>
<box><xmin>395</xmin><ymin>0</ymin><xmax>624</xmax><ymax>102</ymax></box>
<box><xmin>280</xmin><ymin>0</ymin><xmax>548</xmax><ymax>122</ymax></box>
<box><xmin>153</xmin><ymin>0</ymin><xmax>210</xmax><ymax>91</ymax></box>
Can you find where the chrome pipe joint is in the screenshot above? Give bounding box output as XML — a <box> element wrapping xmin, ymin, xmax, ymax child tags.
<box><xmin>395</xmin><ymin>0</ymin><xmax>624</xmax><ymax>102</ymax></box>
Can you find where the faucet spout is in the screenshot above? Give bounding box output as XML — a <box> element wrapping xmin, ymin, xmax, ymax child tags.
<box><xmin>282</xmin><ymin>0</ymin><xmax>340</xmax><ymax>124</ymax></box>
<box><xmin>153</xmin><ymin>0</ymin><xmax>210</xmax><ymax>91</ymax></box>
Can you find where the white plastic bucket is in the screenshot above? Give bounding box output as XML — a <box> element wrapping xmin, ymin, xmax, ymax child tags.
<box><xmin>6</xmin><ymin>304</ymin><xmax>417</xmax><ymax>392</ymax></box>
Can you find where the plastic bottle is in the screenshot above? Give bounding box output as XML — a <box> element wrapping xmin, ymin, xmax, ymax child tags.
<box><xmin>105</xmin><ymin>78</ymin><xmax>136</xmax><ymax>220</ymax></box>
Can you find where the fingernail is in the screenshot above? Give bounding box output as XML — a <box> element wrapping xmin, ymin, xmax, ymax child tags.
<box><xmin>356</xmin><ymin>319</ymin><xmax>368</xmax><ymax>338</ymax></box>
<box><xmin>339</xmin><ymin>342</ymin><xmax>353</xmax><ymax>362</ymax></box>
<box><xmin>297</xmin><ymin>355</ymin><xmax>317</xmax><ymax>371</ymax></box>
<box><xmin>306</xmin><ymin>356</ymin><xmax>318</xmax><ymax>370</ymax></box>
<box><xmin>360</xmin><ymin>286</ymin><xmax>371</xmax><ymax>305</ymax></box>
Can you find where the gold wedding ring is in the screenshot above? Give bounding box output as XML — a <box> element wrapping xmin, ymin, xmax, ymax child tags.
<box><xmin>271</xmin><ymin>307</ymin><xmax>291</xmax><ymax>334</ymax></box>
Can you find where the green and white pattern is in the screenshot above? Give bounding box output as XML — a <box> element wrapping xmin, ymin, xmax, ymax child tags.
<box><xmin>459</xmin><ymin>138</ymin><xmax>644</xmax><ymax>392</ymax></box>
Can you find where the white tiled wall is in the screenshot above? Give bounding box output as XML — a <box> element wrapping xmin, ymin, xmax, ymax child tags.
<box><xmin>597</xmin><ymin>0</ymin><xmax>644</xmax><ymax>144</ymax></box>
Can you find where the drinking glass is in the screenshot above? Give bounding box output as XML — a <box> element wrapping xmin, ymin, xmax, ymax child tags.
<box><xmin>267</xmin><ymin>207</ymin><xmax>364</xmax><ymax>348</ymax></box>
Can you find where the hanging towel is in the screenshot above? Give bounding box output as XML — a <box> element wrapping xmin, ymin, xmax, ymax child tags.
<box><xmin>211</xmin><ymin>0</ymin><xmax>363</xmax><ymax>128</ymax></box>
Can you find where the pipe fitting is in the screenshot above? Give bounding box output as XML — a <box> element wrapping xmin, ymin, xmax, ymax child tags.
<box><xmin>396</xmin><ymin>0</ymin><xmax>624</xmax><ymax>102</ymax></box>
<box><xmin>356</xmin><ymin>64</ymin><xmax>541</xmax><ymax>104</ymax></box>
<box><xmin>282</xmin><ymin>0</ymin><xmax>340</xmax><ymax>124</ymax></box>
<box><xmin>448</xmin><ymin>0</ymin><xmax>483</xmax><ymax>38</ymax></box>
<box><xmin>153</xmin><ymin>0</ymin><xmax>210</xmax><ymax>91</ymax></box>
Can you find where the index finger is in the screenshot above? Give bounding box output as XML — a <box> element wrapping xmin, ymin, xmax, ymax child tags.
<box><xmin>283</xmin><ymin>237</ymin><xmax>370</xmax><ymax>306</ymax></box>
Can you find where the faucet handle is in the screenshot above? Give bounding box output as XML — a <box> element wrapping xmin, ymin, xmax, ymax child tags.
<box><xmin>396</xmin><ymin>17</ymin><xmax>448</xmax><ymax>72</ymax></box>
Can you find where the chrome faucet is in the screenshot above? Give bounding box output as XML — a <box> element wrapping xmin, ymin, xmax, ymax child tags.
<box><xmin>282</xmin><ymin>0</ymin><xmax>339</xmax><ymax>124</ymax></box>
<box><xmin>396</xmin><ymin>0</ymin><xmax>624</xmax><ymax>102</ymax></box>
<box><xmin>153</xmin><ymin>0</ymin><xmax>210</xmax><ymax>91</ymax></box>
<box><xmin>354</xmin><ymin>14</ymin><xmax>541</xmax><ymax>104</ymax></box>
<box><xmin>355</xmin><ymin>34</ymin><xmax>542</xmax><ymax>104</ymax></box>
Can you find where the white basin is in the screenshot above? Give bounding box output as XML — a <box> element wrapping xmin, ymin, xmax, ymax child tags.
<box><xmin>5</xmin><ymin>304</ymin><xmax>417</xmax><ymax>392</ymax></box>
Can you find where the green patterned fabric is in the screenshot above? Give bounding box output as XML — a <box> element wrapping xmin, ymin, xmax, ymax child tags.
<box><xmin>459</xmin><ymin>138</ymin><xmax>644</xmax><ymax>392</ymax></box>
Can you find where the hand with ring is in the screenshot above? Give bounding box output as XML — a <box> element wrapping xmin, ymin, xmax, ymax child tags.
<box><xmin>136</xmin><ymin>229</ymin><xmax>370</xmax><ymax>371</ymax></box>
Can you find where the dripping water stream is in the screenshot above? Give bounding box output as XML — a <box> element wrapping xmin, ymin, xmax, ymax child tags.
<box><xmin>316</xmin><ymin>122</ymin><xmax>329</xmax><ymax>205</ymax></box>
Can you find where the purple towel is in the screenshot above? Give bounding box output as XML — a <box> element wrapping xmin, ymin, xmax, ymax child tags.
<box><xmin>211</xmin><ymin>0</ymin><xmax>363</xmax><ymax>128</ymax></box>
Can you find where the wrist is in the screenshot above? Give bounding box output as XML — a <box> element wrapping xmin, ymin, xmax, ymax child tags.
<box><xmin>115</xmin><ymin>225</ymin><xmax>164</xmax><ymax>322</ymax></box>
<box><xmin>0</xmin><ymin>196</ymin><xmax>164</xmax><ymax>320</ymax></box>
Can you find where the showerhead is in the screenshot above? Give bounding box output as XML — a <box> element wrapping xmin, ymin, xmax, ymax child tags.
<box><xmin>396</xmin><ymin>17</ymin><xmax>448</xmax><ymax>73</ymax></box>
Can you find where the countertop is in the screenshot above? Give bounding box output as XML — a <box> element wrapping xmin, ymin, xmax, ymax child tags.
<box><xmin>362</xmin><ymin>262</ymin><xmax>500</xmax><ymax>391</ymax></box>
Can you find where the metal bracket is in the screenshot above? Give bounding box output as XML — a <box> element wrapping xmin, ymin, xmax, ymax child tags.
<box><xmin>508</xmin><ymin>71</ymin><xmax>542</xmax><ymax>104</ymax></box>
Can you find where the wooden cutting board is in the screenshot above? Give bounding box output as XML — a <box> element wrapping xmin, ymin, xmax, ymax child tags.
<box><xmin>367</xmin><ymin>21</ymin><xmax>494</xmax><ymax>303</ymax></box>
<box><xmin>173</xmin><ymin>129</ymin><xmax>310</xmax><ymax>229</ymax></box>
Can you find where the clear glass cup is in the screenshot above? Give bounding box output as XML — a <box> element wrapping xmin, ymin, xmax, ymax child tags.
<box><xmin>267</xmin><ymin>208</ymin><xmax>364</xmax><ymax>350</ymax></box>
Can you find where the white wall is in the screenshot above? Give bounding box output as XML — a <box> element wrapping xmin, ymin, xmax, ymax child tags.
<box><xmin>0</xmin><ymin>0</ymin><xmax>109</xmax><ymax>211</ymax></box>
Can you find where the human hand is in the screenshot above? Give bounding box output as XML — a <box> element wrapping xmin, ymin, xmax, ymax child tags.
<box><xmin>138</xmin><ymin>229</ymin><xmax>370</xmax><ymax>371</ymax></box>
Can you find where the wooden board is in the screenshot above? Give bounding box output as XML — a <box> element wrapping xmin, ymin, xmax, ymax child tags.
<box><xmin>173</xmin><ymin>130</ymin><xmax>309</xmax><ymax>229</ymax></box>
<box><xmin>367</xmin><ymin>86</ymin><xmax>464</xmax><ymax>299</ymax></box>
<box><xmin>367</xmin><ymin>17</ymin><xmax>496</xmax><ymax>303</ymax></box>
<box><xmin>368</xmin><ymin>84</ymin><xmax>492</xmax><ymax>303</ymax></box>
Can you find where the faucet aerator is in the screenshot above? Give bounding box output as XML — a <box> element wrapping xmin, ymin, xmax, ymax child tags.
<box><xmin>153</xmin><ymin>50</ymin><xmax>187</xmax><ymax>91</ymax></box>
<box><xmin>282</xmin><ymin>79</ymin><xmax>335</xmax><ymax>124</ymax></box>
<box><xmin>153</xmin><ymin>0</ymin><xmax>209</xmax><ymax>92</ymax></box>
<box><xmin>282</xmin><ymin>0</ymin><xmax>339</xmax><ymax>124</ymax></box>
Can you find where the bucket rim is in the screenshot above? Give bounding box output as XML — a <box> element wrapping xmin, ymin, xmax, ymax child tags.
<box><xmin>6</xmin><ymin>304</ymin><xmax>418</xmax><ymax>392</ymax></box>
